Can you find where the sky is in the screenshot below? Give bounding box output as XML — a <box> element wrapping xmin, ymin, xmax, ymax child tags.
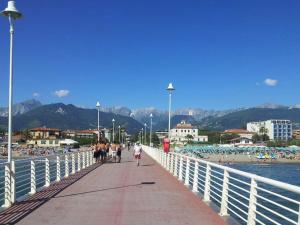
<box><xmin>0</xmin><ymin>0</ymin><xmax>299</xmax><ymax>110</ymax></box>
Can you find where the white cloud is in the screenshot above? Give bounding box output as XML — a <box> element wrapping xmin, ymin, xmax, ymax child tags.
<box><xmin>33</xmin><ymin>92</ymin><xmax>40</xmax><ymax>97</ymax></box>
<box><xmin>54</xmin><ymin>89</ymin><xmax>70</xmax><ymax>98</ymax></box>
<box><xmin>264</xmin><ymin>78</ymin><xmax>278</xmax><ymax>87</ymax></box>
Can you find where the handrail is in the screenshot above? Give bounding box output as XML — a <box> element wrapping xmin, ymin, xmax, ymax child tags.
<box><xmin>171</xmin><ymin>152</ymin><xmax>300</xmax><ymax>194</ymax></box>
<box><xmin>0</xmin><ymin>149</ymin><xmax>95</xmax><ymax>209</ymax></box>
<box><xmin>143</xmin><ymin>145</ymin><xmax>300</xmax><ymax>225</ymax></box>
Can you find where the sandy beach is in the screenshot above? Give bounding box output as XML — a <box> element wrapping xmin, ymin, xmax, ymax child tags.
<box><xmin>201</xmin><ymin>153</ymin><xmax>300</xmax><ymax>164</ymax></box>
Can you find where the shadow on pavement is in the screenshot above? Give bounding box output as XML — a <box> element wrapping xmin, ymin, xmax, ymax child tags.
<box><xmin>53</xmin><ymin>181</ymin><xmax>156</xmax><ymax>199</ymax></box>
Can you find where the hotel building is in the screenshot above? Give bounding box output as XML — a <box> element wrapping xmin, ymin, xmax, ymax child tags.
<box><xmin>247</xmin><ymin>120</ymin><xmax>292</xmax><ymax>140</ymax></box>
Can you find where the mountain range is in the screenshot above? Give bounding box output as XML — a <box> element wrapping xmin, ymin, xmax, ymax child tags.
<box><xmin>0</xmin><ymin>99</ymin><xmax>300</xmax><ymax>133</ymax></box>
<box><xmin>0</xmin><ymin>99</ymin><xmax>42</xmax><ymax>117</ymax></box>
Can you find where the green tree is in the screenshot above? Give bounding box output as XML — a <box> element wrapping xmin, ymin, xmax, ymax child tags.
<box><xmin>259</xmin><ymin>126</ymin><xmax>269</xmax><ymax>141</ymax></box>
<box><xmin>185</xmin><ymin>134</ymin><xmax>194</xmax><ymax>143</ymax></box>
<box><xmin>221</xmin><ymin>133</ymin><xmax>240</xmax><ymax>143</ymax></box>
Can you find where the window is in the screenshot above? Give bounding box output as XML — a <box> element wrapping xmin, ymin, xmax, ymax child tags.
<box><xmin>41</xmin><ymin>140</ymin><xmax>46</xmax><ymax>145</ymax></box>
<box><xmin>49</xmin><ymin>140</ymin><xmax>53</xmax><ymax>145</ymax></box>
<box><xmin>55</xmin><ymin>140</ymin><xmax>59</xmax><ymax>144</ymax></box>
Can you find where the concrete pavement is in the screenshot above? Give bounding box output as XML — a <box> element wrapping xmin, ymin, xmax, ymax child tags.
<box><xmin>2</xmin><ymin>149</ymin><xmax>228</xmax><ymax>225</ymax></box>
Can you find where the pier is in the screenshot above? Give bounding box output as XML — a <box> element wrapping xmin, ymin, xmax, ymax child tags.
<box><xmin>0</xmin><ymin>147</ymin><xmax>299</xmax><ymax>225</ymax></box>
<box><xmin>0</xmin><ymin>149</ymin><xmax>227</xmax><ymax>225</ymax></box>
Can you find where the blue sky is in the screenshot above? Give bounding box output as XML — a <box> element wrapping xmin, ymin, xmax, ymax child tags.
<box><xmin>0</xmin><ymin>0</ymin><xmax>299</xmax><ymax>110</ymax></box>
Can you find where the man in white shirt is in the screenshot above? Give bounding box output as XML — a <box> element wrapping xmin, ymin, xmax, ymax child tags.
<box><xmin>133</xmin><ymin>143</ymin><xmax>143</xmax><ymax>166</ymax></box>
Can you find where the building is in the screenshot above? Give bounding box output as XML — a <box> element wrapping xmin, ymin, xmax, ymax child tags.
<box><xmin>75</xmin><ymin>130</ymin><xmax>97</xmax><ymax>139</ymax></box>
<box><xmin>230</xmin><ymin>137</ymin><xmax>253</xmax><ymax>146</ymax></box>
<box><xmin>247</xmin><ymin>120</ymin><xmax>292</xmax><ymax>140</ymax></box>
<box><xmin>170</xmin><ymin>121</ymin><xmax>208</xmax><ymax>143</ymax></box>
<box><xmin>62</xmin><ymin>130</ymin><xmax>76</xmax><ymax>138</ymax></box>
<box><xmin>223</xmin><ymin>129</ymin><xmax>254</xmax><ymax>139</ymax></box>
<box><xmin>27</xmin><ymin>127</ymin><xmax>61</xmax><ymax>147</ymax></box>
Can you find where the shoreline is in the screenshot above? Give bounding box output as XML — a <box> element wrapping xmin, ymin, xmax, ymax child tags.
<box><xmin>200</xmin><ymin>153</ymin><xmax>300</xmax><ymax>164</ymax></box>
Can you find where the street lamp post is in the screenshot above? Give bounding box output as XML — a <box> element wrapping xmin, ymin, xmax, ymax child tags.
<box><xmin>141</xmin><ymin>128</ymin><xmax>144</xmax><ymax>144</ymax></box>
<box><xmin>112</xmin><ymin>118</ymin><xmax>115</xmax><ymax>143</ymax></box>
<box><xmin>118</xmin><ymin>125</ymin><xmax>121</xmax><ymax>143</ymax></box>
<box><xmin>139</xmin><ymin>131</ymin><xmax>142</xmax><ymax>143</ymax></box>
<box><xmin>96</xmin><ymin>101</ymin><xmax>100</xmax><ymax>142</ymax></box>
<box><xmin>166</xmin><ymin>83</ymin><xmax>175</xmax><ymax>140</ymax></box>
<box><xmin>150</xmin><ymin>114</ymin><xmax>153</xmax><ymax>147</ymax></box>
<box><xmin>1</xmin><ymin>1</ymin><xmax>22</xmax><ymax>164</ymax></box>
<box><xmin>144</xmin><ymin>123</ymin><xmax>147</xmax><ymax>145</ymax></box>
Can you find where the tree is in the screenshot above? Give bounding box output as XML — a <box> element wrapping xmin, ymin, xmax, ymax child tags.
<box><xmin>259</xmin><ymin>126</ymin><xmax>269</xmax><ymax>141</ymax></box>
<box><xmin>252</xmin><ymin>133</ymin><xmax>260</xmax><ymax>143</ymax></box>
<box><xmin>221</xmin><ymin>133</ymin><xmax>240</xmax><ymax>143</ymax></box>
<box><xmin>151</xmin><ymin>133</ymin><xmax>160</xmax><ymax>147</ymax></box>
<box><xmin>185</xmin><ymin>134</ymin><xmax>194</xmax><ymax>143</ymax></box>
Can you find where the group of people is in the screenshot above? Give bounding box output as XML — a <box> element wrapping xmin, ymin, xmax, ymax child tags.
<box><xmin>92</xmin><ymin>141</ymin><xmax>143</xmax><ymax>166</ymax></box>
<box><xmin>93</xmin><ymin>142</ymin><xmax>110</xmax><ymax>163</ymax></box>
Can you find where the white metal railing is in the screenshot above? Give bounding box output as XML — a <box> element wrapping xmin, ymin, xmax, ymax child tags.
<box><xmin>0</xmin><ymin>149</ymin><xmax>95</xmax><ymax>209</ymax></box>
<box><xmin>143</xmin><ymin>146</ymin><xmax>300</xmax><ymax>225</ymax></box>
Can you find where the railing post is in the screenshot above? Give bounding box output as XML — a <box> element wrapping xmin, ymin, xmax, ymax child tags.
<box><xmin>86</xmin><ymin>151</ymin><xmax>90</xmax><ymax>167</ymax></box>
<box><xmin>10</xmin><ymin>161</ymin><xmax>15</xmax><ymax>204</ymax></box>
<box><xmin>174</xmin><ymin>154</ymin><xmax>178</xmax><ymax>177</ymax></box>
<box><xmin>166</xmin><ymin>153</ymin><xmax>169</xmax><ymax>170</ymax></box>
<box><xmin>56</xmin><ymin>156</ymin><xmax>61</xmax><ymax>182</ymax></box>
<box><xmin>65</xmin><ymin>154</ymin><xmax>69</xmax><ymax>177</ymax></box>
<box><xmin>45</xmin><ymin>158</ymin><xmax>50</xmax><ymax>187</ymax></box>
<box><xmin>184</xmin><ymin>158</ymin><xmax>190</xmax><ymax>186</ymax></box>
<box><xmin>159</xmin><ymin>151</ymin><xmax>163</xmax><ymax>165</ymax></box>
<box><xmin>82</xmin><ymin>152</ymin><xmax>86</xmax><ymax>169</ymax></box>
<box><xmin>204</xmin><ymin>164</ymin><xmax>211</xmax><ymax>202</ymax></box>
<box><xmin>3</xmin><ymin>164</ymin><xmax>11</xmax><ymax>207</ymax></box>
<box><xmin>192</xmin><ymin>161</ymin><xmax>199</xmax><ymax>193</ymax></box>
<box><xmin>84</xmin><ymin>152</ymin><xmax>88</xmax><ymax>167</ymax></box>
<box><xmin>90</xmin><ymin>151</ymin><xmax>94</xmax><ymax>165</ymax></box>
<box><xmin>179</xmin><ymin>156</ymin><xmax>184</xmax><ymax>181</ymax></box>
<box><xmin>298</xmin><ymin>208</ymin><xmax>300</xmax><ymax>225</ymax></box>
<box><xmin>247</xmin><ymin>178</ymin><xmax>257</xmax><ymax>225</ymax></box>
<box><xmin>71</xmin><ymin>153</ymin><xmax>75</xmax><ymax>174</ymax></box>
<box><xmin>170</xmin><ymin>153</ymin><xmax>174</xmax><ymax>173</ymax></box>
<box><xmin>220</xmin><ymin>169</ymin><xmax>229</xmax><ymax>216</ymax></box>
<box><xmin>77</xmin><ymin>152</ymin><xmax>81</xmax><ymax>171</ymax></box>
<box><xmin>30</xmin><ymin>160</ymin><xmax>36</xmax><ymax>194</ymax></box>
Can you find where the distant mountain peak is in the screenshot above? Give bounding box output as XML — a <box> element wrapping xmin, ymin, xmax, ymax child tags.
<box><xmin>55</xmin><ymin>107</ymin><xmax>66</xmax><ymax>115</ymax></box>
<box><xmin>255</xmin><ymin>103</ymin><xmax>285</xmax><ymax>109</ymax></box>
<box><xmin>289</xmin><ymin>104</ymin><xmax>300</xmax><ymax>109</ymax></box>
<box><xmin>0</xmin><ymin>99</ymin><xmax>42</xmax><ymax>117</ymax></box>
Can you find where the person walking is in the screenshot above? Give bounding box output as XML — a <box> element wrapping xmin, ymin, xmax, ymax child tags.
<box><xmin>111</xmin><ymin>143</ymin><xmax>117</xmax><ymax>163</ymax></box>
<box><xmin>127</xmin><ymin>142</ymin><xmax>130</xmax><ymax>151</ymax></box>
<box><xmin>116</xmin><ymin>144</ymin><xmax>122</xmax><ymax>163</ymax></box>
<box><xmin>133</xmin><ymin>142</ymin><xmax>142</xmax><ymax>166</ymax></box>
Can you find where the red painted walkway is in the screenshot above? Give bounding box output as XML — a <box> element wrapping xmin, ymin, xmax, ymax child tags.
<box><xmin>10</xmin><ymin>150</ymin><xmax>227</xmax><ymax>225</ymax></box>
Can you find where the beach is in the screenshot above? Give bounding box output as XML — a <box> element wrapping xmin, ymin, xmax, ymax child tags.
<box><xmin>201</xmin><ymin>153</ymin><xmax>300</xmax><ymax>164</ymax></box>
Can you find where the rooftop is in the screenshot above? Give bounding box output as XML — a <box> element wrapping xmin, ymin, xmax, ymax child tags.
<box><xmin>30</xmin><ymin>127</ymin><xmax>60</xmax><ymax>132</ymax></box>
<box><xmin>224</xmin><ymin>129</ymin><xmax>254</xmax><ymax>134</ymax></box>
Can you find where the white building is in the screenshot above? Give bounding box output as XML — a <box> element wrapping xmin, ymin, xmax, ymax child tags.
<box><xmin>223</xmin><ymin>129</ymin><xmax>254</xmax><ymax>139</ymax></box>
<box><xmin>170</xmin><ymin>121</ymin><xmax>208</xmax><ymax>143</ymax></box>
<box><xmin>230</xmin><ymin>137</ymin><xmax>253</xmax><ymax>146</ymax></box>
<box><xmin>247</xmin><ymin>120</ymin><xmax>292</xmax><ymax>140</ymax></box>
